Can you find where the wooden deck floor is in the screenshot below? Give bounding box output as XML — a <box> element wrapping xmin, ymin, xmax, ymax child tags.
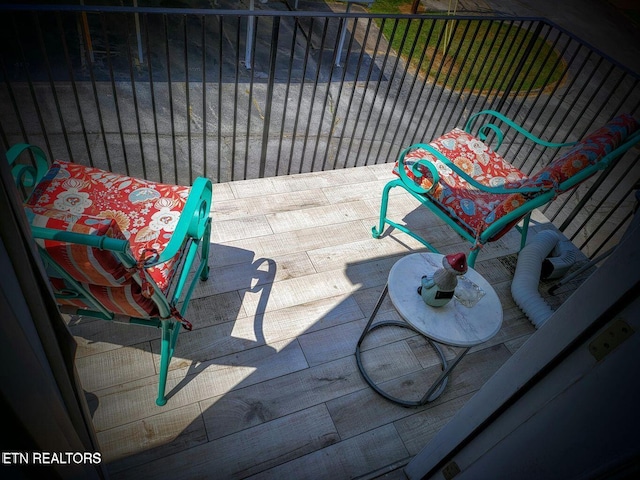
<box><xmin>68</xmin><ymin>164</ymin><xmax>585</xmax><ymax>479</ymax></box>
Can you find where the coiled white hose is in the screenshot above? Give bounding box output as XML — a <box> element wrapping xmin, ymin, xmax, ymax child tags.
<box><xmin>511</xmin><ymin>230</ymin><xmax>576</xmax><ymax>328</ymax></box>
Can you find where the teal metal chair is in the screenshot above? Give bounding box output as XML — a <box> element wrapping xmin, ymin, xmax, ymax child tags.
<box><xmin>373</xmin><ymin>110</ymin><xmax>640</xmax><ymax>267</ymax></box>
<box><xmin>7</xmin><ymin>144</ymin><xmax>212</xmax><ymax>406</ymax></box>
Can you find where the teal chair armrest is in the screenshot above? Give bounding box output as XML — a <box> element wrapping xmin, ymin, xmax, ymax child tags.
<box><xmin>30</xmin><ymin>225</ymin><xmax>131</xmax><ymax>255</ymax></box>
<box><xmin>150</xmin><ymin>176</ymin><xmax>213</xmax><ymax>266</ymax></box>
<box><xmin>5</xmin><ymin>143</ymin><xmax>50</xmax><ymax>195</ymax></box>
<box><xmin>397</xmin><ymin>144</ymin><xmax>440</xmax><ymax>195</ymax></box>
<box><xmin>464</xmin><ymin>109</ymin><xmax>577</xmax><ymax>151</ymax></box>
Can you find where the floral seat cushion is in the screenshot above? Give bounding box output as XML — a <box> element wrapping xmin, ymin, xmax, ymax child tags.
<box><xmin>394</xmin><ymin>128</ymin><xmax>531</xmax><ymax>237</ymax></box>
<box><xmin>26</xmin><ymin>160</ymin><xmax>192</xmax><ymax>295</ymax></box>
<box><xmin>490</xmin><ymin>114</ymin><xmax>640</xmax><ymax>232</ymax></box>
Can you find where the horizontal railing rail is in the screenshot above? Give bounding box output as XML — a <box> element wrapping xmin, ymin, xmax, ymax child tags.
<box><xmin>1</xmin><ymin>4</ymin><xmax>639</xmax><ymax>258</ymax></box>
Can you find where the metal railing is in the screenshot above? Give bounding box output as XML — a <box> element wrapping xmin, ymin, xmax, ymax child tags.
<box><xmin>1</xmin><ymin>4</ymin><xmax>639</xmax><ymax>258</ymax></box>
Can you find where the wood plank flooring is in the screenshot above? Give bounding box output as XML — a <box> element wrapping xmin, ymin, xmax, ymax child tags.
<box><xmin>68</xmin><ymin>164</ymin><xmax>589</xmax><ymax>479</ymax></box>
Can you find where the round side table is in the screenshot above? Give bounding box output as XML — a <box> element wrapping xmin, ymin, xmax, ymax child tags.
<box><xmin>355</xmin><ymin>253</ymin><xmax>503</xmax><ymax>407</ymax></box>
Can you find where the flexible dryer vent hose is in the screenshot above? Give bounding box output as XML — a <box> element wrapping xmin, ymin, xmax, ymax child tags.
<box><xmin>511</xmin><ymin>230</ymin><xmax>576</xmax><ymax>328</ymax></box>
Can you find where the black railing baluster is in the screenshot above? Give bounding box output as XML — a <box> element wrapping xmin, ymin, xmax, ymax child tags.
<box><xmin>201</xmin><ymin>15</ymin><xmax>207</xmax><ymax>180</ymax></box>
<box><xmin>287</xmin><ymin>17</ymin><xmax>314</xmax><ymax>175</ymax></box>
<box><xmin>124</xmin><ymin>13</ymin><xmax>146</xmax><ymax>179</ymax></box>
<box><xmin>430</xmin><ymin>18</ymin><xmax>472</xmax><ymax>136</ymax></box>
<box><xmin>232</xmin><ymin>15</ymin><xmax>240</xmax><ymax>181</ymax></box>
<box><xmin>310</xmin><ymin>17</ymin><xmax>342</xmax><ymax>172</ymax></box>
<box><xmin>439</xmin><ymin>19</ymin><xmax>483</xmax><ymax>132</ymax></box>
<box><xmin>494</xmin><ymin>21</ymin><xmax>543</xmax><ymax>114</ymax></box>
<box><xmin>34</xmin><ymin>12</ymin><xmax>72</xmax><ymax>162</ymax></box>
<box><xmin>10</xmin><ymin>14</ymin><xmax>53</xmax><ymax>160</ymax></box>
<box><xmin>300</xmin><ymin>17</ymin><xmax>329</xmax><ymax>173</ymax></box>
<box><xmin>364</xmin><ymin>16</ymin><xmax>414</xmax><ymax>166</ymax></box>
<box><xmin>484</xmin><ymin>20</ymin><xmax>520</xmax><ymax>112</ymax></box>
<box><xmin>355</xmin><ymin>18</ymin><xmax>398</xmax><ymax>167</ymax></box>
<box><xmin>163</xmin><ymin>14</ymin><xmax>177</xmax><ymax>183</ymax></box>
<box><xmin>321</xmin><ymin>16</ymin><xmax>359</xmax><ymax>171</ymax></box>
<box><xmin>77</xmin><ymin>11</ymin><xmax>112</xmax><ymax>171</ymax></box>
<box><xmin>572</xmin><ymin>158</ymin><xmax>638</xmax><ymax>246</ymax></box>
<box><xmin>1</xmin><ymin>55</ymin><xmax>30</xmax><ymax>149</ymax></box>
<box><xmin>465</xmin><ymin>19</ymin><xmax>498</xmax><ymax>117</ymax></box>
<box><xmin>142</xmin><ymin>13</ymin><xmax>162</xmax><ymax>183</ymax></box>
<box><xmin>100</xmin><ymin>12</ymin><xmax>128</xmax><ymax>175</ymax></box>
<box><xmin>332</xmin><ymin>17</ymin><xmax>374</xmax><ymax>169</ymax></box>
<box><xmin>184</xmin><ymin>14</ymin><xmax>192</xmax><ymax>185</ymax></box>
<box><xmin>259</xmin><ymin>16</ymin><xmax>280</xmax><ymax>179</ymax></box>
<box><xmin>57</xmin><ymin>12</ymin><xmax>93</xmax><ymax>167</ymax></box>
<box><xmin>381</xmin><ymin>17</ymin><xmax>432</xmax><ymax>165</ymax></box>
<box><xmin>405</xmin><ymin>17</ymin><xmax>449</xmax><ymax>144</ymax></box>
<box><xmin>217</xmin><ymin>15</ymin><xmax>224</xmax><ymax>182</ymax></box>
<box><xmin>244</xmin><ymin>15</ymin><xmax>257</xmax><ymax>180</ymax></box>
<box><xmin>506</xmin><ymin>27</ymin><xmax>566</xmax><ymax>170</ymax></box>
<box><xmin>398</xmin><ymin>18</ymin><xmax>445</xmax><ymax>148</ymax></box>
<box><xmin>275</xmin><ymin>17</ymin><xmax>299</xmax><ymax>175</ymax></box>
<box><xmin>0</xmin><ymin>122</ymin><xmax>8</xmax><ymax>151</ymax></box>
<box><xmin>344</xmin><ymin>17</ymin><xmax>388</xmax><ymax>167</ymax></box>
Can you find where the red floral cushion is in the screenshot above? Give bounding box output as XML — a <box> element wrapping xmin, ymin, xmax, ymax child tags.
<box><xmin>525</xmin><ymin>113</ymin><xmax>640</xmax><ymax>187</ymax></box>
<box><xmin>26</xmin><ymin>160</ymin><xmax>192</xmax><ymax>294</ymax></box>
<box><xmin>493</xmin><ymin>114</ymin><xmax>640</xmax><ymax>230</ymax></box>
<box><xmin>49</xmin><ymin>278</ymin><xmax>159</xmax><ymax>318</ymax></box>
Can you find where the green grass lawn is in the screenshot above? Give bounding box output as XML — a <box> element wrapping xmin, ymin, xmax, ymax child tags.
<box><xmin>368</xmin><ymin>0</ymin><xmax>566</xmax><ymax>95</ymax></box>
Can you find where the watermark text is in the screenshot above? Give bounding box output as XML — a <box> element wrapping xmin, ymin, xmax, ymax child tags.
<box><xmin>2</xmin><ymin>451</ymin><xmax>101</xmax><ymax>465</ymax></box>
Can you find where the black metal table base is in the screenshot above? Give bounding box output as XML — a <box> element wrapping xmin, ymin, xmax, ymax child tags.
<box><xmin>355</xmin><ymin>284</ymin><xmax>469</xmax><ymax>407</ymax></box>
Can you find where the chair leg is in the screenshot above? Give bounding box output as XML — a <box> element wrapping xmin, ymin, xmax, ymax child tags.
<box><xmin>519</xmin><ymin>212</ymin><xmax>531</xmax><ymax>250</ymax></box>
<box><xmin>156</xmin><ymin>319</ymin><xmax>181</xmax><ymax>406</ymax></box>
<box><xmin>467</xmin><ymin>247</ymin><xmax>480</xmax><ymax>269</ymax></box>
<box><xmin>199</xmin><ymin>218</ymin><xmax>212</xmax><ymax>281</ymax></box>
<box><xmin>372</xmin><ymin>180</ymin><xmax>395</xmax><ymax>239</ymax></box>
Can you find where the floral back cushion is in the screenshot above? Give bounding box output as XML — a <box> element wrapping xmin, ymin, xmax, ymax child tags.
<box><xmin>49</xmin><ymin>277</ymin><xmax>160</xmax><ymax>318</ymax></box>
<box><xmin>524</xmin><ymin>113</ymin><xmax>640</xmax><ymax>188</ymax></box>
<box><xmin>26</xmin><ymin>207</ymin><xmax>131</xmax><ymax>287</ymax></box>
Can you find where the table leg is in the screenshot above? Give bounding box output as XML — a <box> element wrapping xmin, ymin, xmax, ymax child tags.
<box><xmin>356</xmin><ymin>283</ymin><xmax>388</xmax><ymax>347</ymax></box>
<box><xmin>355</xmin><ymin>284</ymin><xmax>454</xmax><ymax>407</ymax></box>
<box><xmin>419</xmin><ymin>346</ymin><xmax>470</xmax><ymax>404</ymax></box>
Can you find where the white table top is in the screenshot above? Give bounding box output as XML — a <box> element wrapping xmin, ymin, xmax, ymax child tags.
<box><xmin>387</xmin><ymin>253</ymin><xmax>503</xmax><ymax>347</ymax></box>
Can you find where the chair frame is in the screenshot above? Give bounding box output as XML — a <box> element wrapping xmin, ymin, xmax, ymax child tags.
<box><xmin>373</xmin><ymin>110</ymin><xmax>640</xmax><ymax>267</ymax></box>
<box><xmin>7</xmin><ymin>143</ymin><xmax>212</xmax><ymax>406</ymax></box>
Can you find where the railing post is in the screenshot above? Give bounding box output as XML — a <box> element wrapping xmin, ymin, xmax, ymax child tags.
<box><xmin>259</xmin><ymin>16</ymin><xmax>280</xmax><ymax>179</ymax></box>
<box><xmin>335</xmin><ymin>3</ymin><xmax>352</xmax><ymax>67</ymax></box>
<box><xmin>245</xmin><ymin>0</ymin><xmax>255</xmax><ymax>69</ymax></box>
